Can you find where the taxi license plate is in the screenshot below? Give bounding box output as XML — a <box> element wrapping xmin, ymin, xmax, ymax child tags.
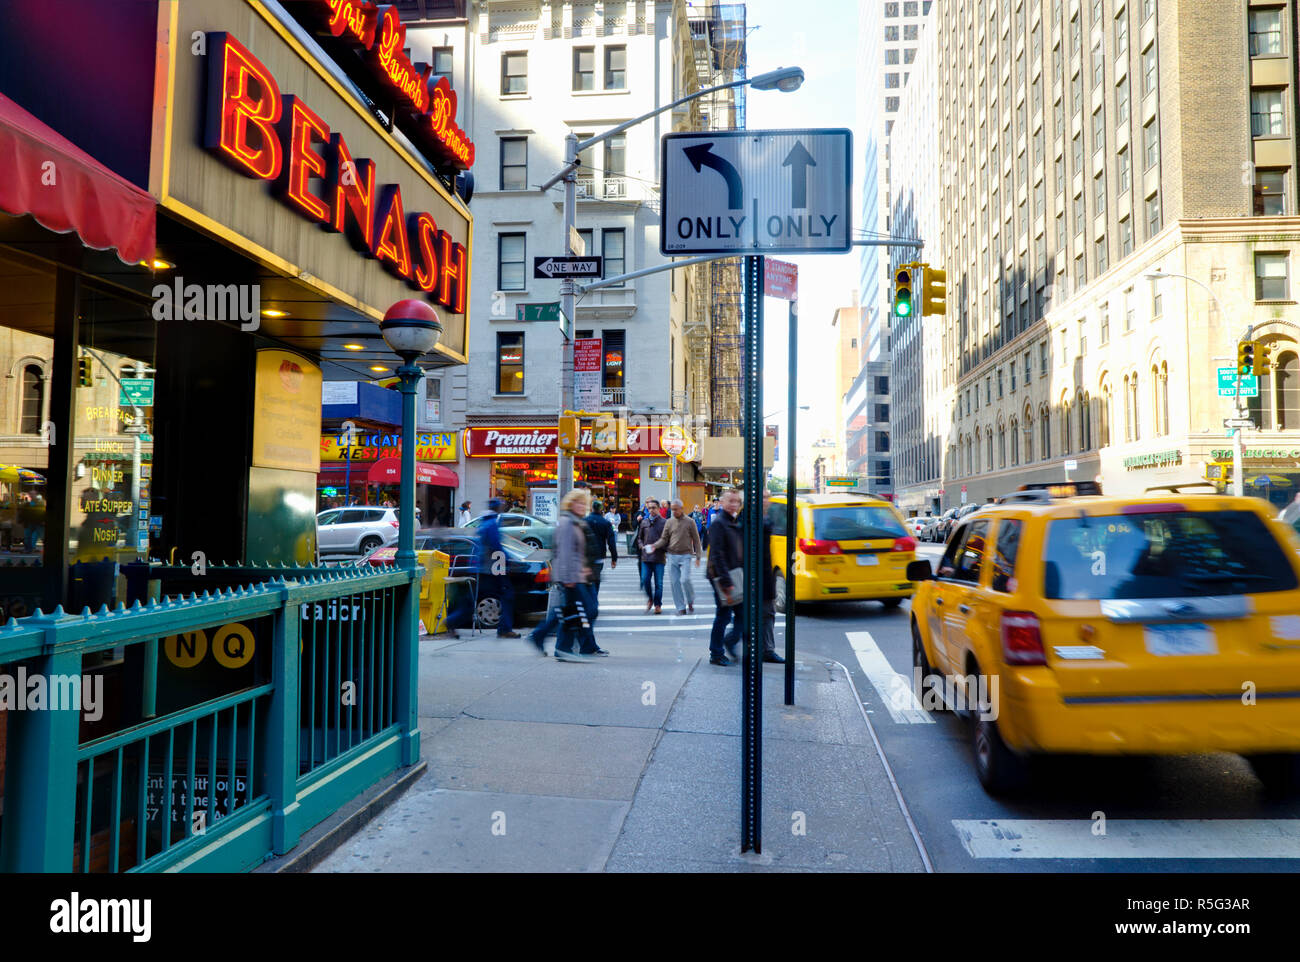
<box><xmin>1144</xmin><ymin>623</ymin><xmax>1216</xmax><ymax>657</ymax></box>
<box><xmin>856</xmin><ymin>554</ymin><xmax>879</xmax><ymax>567</ymax></box>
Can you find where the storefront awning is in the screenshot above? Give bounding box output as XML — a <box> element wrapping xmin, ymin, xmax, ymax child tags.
<box><xmin>367</xmin><ymin>458</ymin><xmax>459</xmax><ymax>487</ymax></box>
<box><xmin>0</xmin><ymin>93</ymin><xmax>156</xmax><ymax>266</ymax></box>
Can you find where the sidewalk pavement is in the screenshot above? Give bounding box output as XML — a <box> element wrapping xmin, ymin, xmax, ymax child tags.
<box><xmin>314</xmin><ymin>562</ymin><xmax>929</xmax><ymax>873</ymax></box>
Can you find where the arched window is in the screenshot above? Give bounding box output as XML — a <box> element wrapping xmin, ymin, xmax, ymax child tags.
<box><xmin>20</xmin><ymin>364</ymin><xmax>44</xmax><ymax>435</ymax></box>
<box><xmin>1061</xmin><ymin>399</ymin><xmax>1072</xmax><ymax>453</ymax></box>
<box><xmin>1080</xmin><ymin>391</ymin><xmax>1092</xmax><ymax>450</ymax></box>
<box><xmin>1277</xmin><ymin>351</ymin><xmax>1298</xmax><ymax>429</ymax></box>
<box><xmin>1010</xmin><ymin>418</ymin><xmax>1020</xmax><ymax>465</ymax></box>
<box><xmin>1100</xmin><ymin>381</ymin><xmax>1113</xmax><ymax>447</ymax></box>
<box><xmin>998</xmin><ymin>424</ymin><xmax>1007</xmax><ymax>469</ymax></box>
<box><xmin>1123</xmin><ymin>374</ymin><xmax>1134</xmax><ymax>441</ymax></box>
<box><xmin>1040</xmin><ymin>405</ymin><xmax>1051</xmax><ymax>459</ymax></box>
<box><xmin>1159</xmin><ymin>362</ymin><xmax>1170</xmax><ymax>436</ymax></box>
<box><xmin>1129</xmin><ymin>373</ymin><xmax>1140</xmax><ymax>441</ymax></box>
<box><xmin>986</xmin><ymin>429</ymin><xmax>994</xmax><ymax>471</ymax></box>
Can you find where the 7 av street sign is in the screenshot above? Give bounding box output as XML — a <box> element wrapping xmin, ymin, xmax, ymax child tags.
<box><xmin>534</xmin><ymin>256</ymin><xmax>603</xmax><ymax>279</ymax></box>
<box><xmin>660</xmin><ymin>128</ymin><xmax>852</xmax><ymax>255</ymax></box>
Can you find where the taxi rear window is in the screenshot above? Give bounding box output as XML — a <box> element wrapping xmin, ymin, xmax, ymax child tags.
<box><xmin>813</xmin><ymin>505</ymin><xmax>906</xmax><ymax>541</ymax></box>
<box><xmin>1043</xmin><ymin>510</ymin><xmax>1299</xmax><ymax>599</ymax></box>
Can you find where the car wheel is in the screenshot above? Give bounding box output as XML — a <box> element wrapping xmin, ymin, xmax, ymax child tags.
<box><xmin>973</xmin><ymin>709</ymin><xmax>1031</xmax><ymax>796</ymax></box>
<box><xmin>881</xmin><ymin>597</ymin><xmax>903</xmax><ymax>610</ymax></box>
<box><xmin>522</xmin><ymin>537</ymin><xmax>544</xmax><ymax>550</ymax></box>
<box><xmin>911</xmin><ymin>620</ymin><xmax>942</xmax><ymax>712</ymax></box>
<box><xmin>774</xmin><ymin>570</ymin><xmax>788</xmax><ymax>613</ymax></box>
<box><xmin>476</xmin><ymin>595</ymin><xmax>503</xmax><ymax>628</ymax></box>
<box><xmin>359</xmin><ymin>535</ymin><xmax>383</xmax><ymax>555</ymax></box>
<box><xmin>1247</xmin><ymin>753</ymin><xmax>1300</xmax><ymax>798</ymax></box>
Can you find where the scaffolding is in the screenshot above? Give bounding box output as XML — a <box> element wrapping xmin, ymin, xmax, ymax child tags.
<box><xmin>675</xmin><ymin>0</ymin><xmax>747</xmax><ymax>437</ymax></box>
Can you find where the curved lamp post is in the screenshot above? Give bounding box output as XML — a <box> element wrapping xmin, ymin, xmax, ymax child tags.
<box><xmin>381</xmin><ymin>299</ymin><xmax>443</xmax><ymax>569</ymax></box>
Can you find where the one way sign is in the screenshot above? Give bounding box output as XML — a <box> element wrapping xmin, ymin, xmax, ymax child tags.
<box><xmin>533</xmin><ymin>256</ymin><xmax>603</xmax><ymax>279</ymax></box>
<box><xmin>660</xmin><ymin>128</ymin><xmax>852</xmax><ymax>256</ymax></box>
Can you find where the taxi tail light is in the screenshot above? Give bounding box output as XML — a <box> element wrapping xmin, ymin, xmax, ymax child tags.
<box><xmin>798</xmin><ymin>538</ymin><xmax>841</xmax><ymax>555</ymax></box>
<box><xmin>891</xmin><ymin>536</ymin><xmax>917</xmax><ymax>552</ymax></box>
<box><xmin>1001</xmin><ymin>611</ymin><xmax>1046</xmax><ymax>666</ymax></box>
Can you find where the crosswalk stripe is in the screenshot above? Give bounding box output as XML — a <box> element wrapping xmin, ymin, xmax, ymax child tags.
<box><xmin>846</xmin><ymin>630</ymin><xmax>933</xmax><ymax>725</ymax></box>
<box><xmin>953</xmin><ymin>818</ymin><xmax>1300</xmax><ymax>859</ymax></box>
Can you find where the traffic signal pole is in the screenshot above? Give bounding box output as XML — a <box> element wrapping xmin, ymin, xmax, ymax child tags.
<box><xmin>1233</xmin><ymin>325</ymin><xmax>1255</xmax><ymax>498</ymax></box>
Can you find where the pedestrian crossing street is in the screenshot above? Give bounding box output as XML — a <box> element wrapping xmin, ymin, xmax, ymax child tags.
<box><xmin>590</xmin><ymin>557</ymin><xmax>739</xmax><ymax>635</ymax></box>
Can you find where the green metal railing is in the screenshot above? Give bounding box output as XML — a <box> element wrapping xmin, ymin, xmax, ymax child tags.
<box><xmin>0</xmin><ymin>565</ymin><xmax>421</xmax><ymax>872</ymax></box>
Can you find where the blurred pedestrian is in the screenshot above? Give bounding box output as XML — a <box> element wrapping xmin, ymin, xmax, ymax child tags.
<box><xmin>759</xmin><ymin>493</ymin><xmax>784</xmax><ymax>663</ymax></box>
<box><xmin>550</xmin><ymin>488</ymin><xmax>607</xmax><ymax>661</ymax></box>
<box><xmin>586</xmin><ymin>500</ymin><xmax>619</xmax><ymax>597</ymax></box>
<box><xmin>477</xmin><ymin>498</ymin><xmax>520</xmax><ymax>638</ymax></box>
<box><xmin>706</xmin><ymin>488</ymin><xmax>744</xmax><ymax>665</ymax></box>
<box><xmin>458</xmin><ymin>501</ymin><xmax>472</xmax><ymax>526</ymax></box>
<box><xmin>653</xmin><ymin>499</ymin><xmax>701</xmax><ymax>616</ymax></box>
<box><xmin>634</xmin><ymin>498</ymin><xmax>667</xmax><ymax>613</ymax></box>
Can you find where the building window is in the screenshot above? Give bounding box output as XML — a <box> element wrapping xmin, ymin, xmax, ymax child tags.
<box><xmin>1100</xmin><ymin>381</ymin><xmax>1112</xmax><ymax>446</ymax></box>
<box><xmin>1073</xmin><ymin>191</ymin><xmax>1085</xmax><ymax>227</ymax></box>
<box><xmin>1041</xmin><ymin>408</ymin><xmax>1051</xmax><ymax>459</ymax></box>
<box><xmin>1255</xmin><ymin>168</ymin><xmax>1288</xmax><ymax>215</ymax></box>
<box><xmin>1278</xmin><ymin>351</ymin><xmax>1300</xmax><ymax>429</ymax></box>
<box><xmin>1092</xmin><ymin>107</ymin><xmax>1106</xmax><ymax>153</ymax></box>
<box><xmin>1256</xmin><ymin>252</ymin><xmax>1290</xmax><ymax>300</ymax></box>
<box><xmin>1061</xmin><ymin>399</ymin><xmax>1072</xmax><ymax>453</ymax></box>
<box><xmin>905</xmin><ymin>47</ymin><xmax>917</xmax><ymax>64</ymax></box>
<box><xmin>905</xmin><ymin>24</ymin><xmax>919</xmax><ymax>40</ymax></box>
<box><xmin>885</xmin><ymin>25</ymin><xmax>899</xmax><ymax>42</ymax></box>
<box><xmin>1101</xmin><ymin>305</ymin><xmax>1110</xmax><ymax>343</ymax></box>
<box><xmin>1143</xmin><ymin>119</ymin><xmax>1159</xmax><ymax>169</ymax></box>
<box><xmin>885</xmin><ymin>1</ymin><xmax>899</xmax><ymax>16</ymax></box>
<box><xmin>999</xmin><ymin>426</ymin><xmax>1007</xmax><ymax>468</ymax></box>
<box><xmin>1116</xmin><ymin>76</ymin><xmax>1129</xmax><ymax>126</ymax></box>
<box><xmin>1118</xmin><ymin>146</ymin><xmax>1131</xmax><ymax>194</ymax></box>
<box><xmin>501</xmin><ymin>51</ymin><xmax>527</xmax><ymax>95</ymax></box>
<box><xmin>1081</xmin><ymin>391</ymin><xmax>1093</xmax><ymax>449</ymax></box>
<box><xmin>1024</xmin><ymin>413</ymin><xmax>1035</xmax><ymax>462</ymax></box>
<box><xmin>1143</xmin><ymin>0</ymin><xmax>1155</xmax><ymax>21</ymax></box>
<box><xmin>904</xmin><ymin>0</ymin><xmax>918</xmax><ymax>15</ymax></box>
<box><xmin>1095</xmin><ymin>234</ymin><xmax>1108</xmax><ymax>274</ymax></box>
<box><xmin>431</xmin><ymin>47</ymin><xmax>454</xmax><ymax>85</ymax></box>
<box><xmin>1093</xmin><ymin>168</ymin><xmax>1106</xmax><ymax>212</ymax></box>
<box><xmin>496</xmin><ymin>332</ymin><xmax>525</xmax><ymax>394</ymax></box>
<box><xmin>20</xmin><ymin>363</ymin><xmax>44</xmax><ymax>434</ymax></box>
<box><xmin>886</xmin><ymin>49</ymin><xmax>900</xmax><ymax>65</ymax></box>
<box><xmin>1146</xmin><ymin>191</ymin><xmax>1161</xmax><ymax>238</ymax></box>
<box><xmin>1141</xmin><ymin>43</ymin><xmax>1157</xmax><ymax>96</ymax></box>
<box><xmin>1091</xmin><ymin>40</ymin><xmax>1104</xmax><ymax>88</ymax></box>
<box><xmin>606</xmin><ymin>134</ymin><xmax>626</xmax><ymax>178</ymax></box>
<box><xmin>605</xmin><ymin>46</ymin><xmax>627</xmax><ymax>89</ymax></box>
<box><xmin>603</xmin><ymin>228</ymin><xmax>626</xmax><ymax>286</ymax></box>
<box><xmin>498</xmin><ymin>233</ymin><xmax>526</xmax><ymax>290</ymax></box>
<box><xmin>997</xmin><ymin>367</ymin><xmax>1004</xmax><ymax>398</ymax></box>
<box><xmin>1151</xmin><ymin>280</ymin><xmax>1163</xmax><ymax>318</ymax></box>
<box><xmin>573</xmin><ymin>46</ymin><xmax>595</xmax><ymax>91</ymax></box>
<box><xmin>1250</xmin><ymin>7</ymin><xmax>1285</xmax><ymax>57</ymax></box>
<box><xmin>1115</xmin><ymin>11</ymin><xmax>1128</xmax><ymax>55</ymax></box>
<box><xmin>1252</xmin><ymin>88</ymin><xmax>1287</xmax><ymax>137</ymax></box>
<box><xmin>499</xmin><ymin>137</ymin><xmax>527</xmax><ymax>190</ymax></box>
<box><xmin>886</xmin><ymin>72</ymin><xmax>901</xmax><ymax>89</ymax></box>
<box><xmin>577</xmin><ymin>227</ymin><xmax>594</xmax><ymax>257</ymax></box>
<box><xmin>1010</xmin><ymin>420</ymin><xmax>1020</xmax><ymax>464</ymax></box>
<box><xmin>1120</xmin><ymin>217</ymin><xmax>1133</xmax><ymax>257</ymax></box>
<box><xmin>602</xmin><ymin>330</ymin><xmax>625</xmax><ymax>393</ymax></box>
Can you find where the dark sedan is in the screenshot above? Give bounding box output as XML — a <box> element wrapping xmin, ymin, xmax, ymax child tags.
<box><xmin>368</xmin><ymin>527</ymin><xmax>551</xmax><ymax>628</ymax></box>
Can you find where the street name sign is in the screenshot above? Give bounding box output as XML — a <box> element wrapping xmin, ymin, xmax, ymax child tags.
<box><xmin>534</xmin><ymin>256</ymin><xmax>603</xmax><ymax>279</ymax></box>
<box><xmin>120</xmin><ymin>378</ymin><xmax>154</xmax><ymax>407</ymax></box>
<box><xmin>660</xmin><ymin>128</ymin><xmax>852</xmax><ymax>255</ymax></box>
<box><xmin>517</xmin><ymin>302</ymin><xmax>562</xmax><ymax>322</ymax></box>
<box><xmin>825</xmin><ymin>476</ymin><xmax>857</xmax><ymax>487</ymax></box>
<box><xmin>1217</xmin><ymin>367</ymin><xmax>1259</xmax><ymax>398</ymax></box>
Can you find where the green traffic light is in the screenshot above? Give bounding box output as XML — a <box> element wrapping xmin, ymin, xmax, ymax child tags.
<box><xmin>895</xmin><ymin>299</ymin><xmax>912</xmax><ymax>317</ymax></box>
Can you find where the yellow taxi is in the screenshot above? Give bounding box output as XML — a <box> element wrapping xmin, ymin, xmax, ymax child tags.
<box><xmin>908</xmin><ymin>483</ymin><xmax>1300</xmax><ymax>795</ymax></box>
<box><xmin>769</xmin><ymin>493</ymin><xmax>917</xmax><ymax>611</ymax></box>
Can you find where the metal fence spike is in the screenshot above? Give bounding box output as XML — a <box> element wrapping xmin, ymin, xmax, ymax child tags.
<box><xmin>81</xmin><ymin>606</ymin><xmax>92</xmax><ymax>619</ymax></box>
<box><xmin>52</xmin><ymin>605</ymin><xmax>65</xmax><ymax>617</ymax></box>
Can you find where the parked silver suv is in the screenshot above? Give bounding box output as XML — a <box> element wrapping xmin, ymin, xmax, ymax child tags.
<box><xmin>317</xmin><ymin>506</ymin><xmax>419</xmax><ymax>555</ymax></box>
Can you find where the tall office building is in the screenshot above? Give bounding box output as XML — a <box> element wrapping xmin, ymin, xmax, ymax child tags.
<box><xmin>931</xmin><ymin>0</ymin><xmax>1300</xmax><ymax>506</ymax></box>
<box><xmin>855</xmin><ymin>0</ymin><xmax>936</xmax><ymax>499</ymax></box>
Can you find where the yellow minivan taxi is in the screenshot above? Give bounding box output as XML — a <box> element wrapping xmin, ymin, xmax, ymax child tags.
<box><xmin>908</xmin><ymin>488</ymin><xmax>1300</xmax><ymax>795</ymax></box>
<box><xmin>769</xmin><ymin>494</ymin><xmax>917</xmax><ymax>611</ymax></box>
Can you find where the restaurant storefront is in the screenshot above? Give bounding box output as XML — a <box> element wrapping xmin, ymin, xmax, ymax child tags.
<box><xmin>462</xmin><ymin>425</ymin><xmax>674</xmax><ymax>521</ymax></box>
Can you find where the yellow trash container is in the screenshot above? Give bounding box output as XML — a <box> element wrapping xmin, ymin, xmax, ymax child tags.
<box><xmin>421</xmin><ymin>549</ymin><xmax>451</xmax><ymax>634</ymax></box>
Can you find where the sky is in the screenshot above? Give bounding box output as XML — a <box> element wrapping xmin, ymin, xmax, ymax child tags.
<box><xmin>740</xmin><ymin>0</ymin><xmax>862</xmax><ymax>477</ymax></box>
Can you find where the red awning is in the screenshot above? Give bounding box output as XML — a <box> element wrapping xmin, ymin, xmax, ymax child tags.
<box><xmin>0</xmin><ymin>93</ymin><xmax>156</xmax><ymax>265</ymax></box>
<box><xmin>367</xmin><ymin>457</ymin><xmax>459</xmax><ymax>487</ymax></box>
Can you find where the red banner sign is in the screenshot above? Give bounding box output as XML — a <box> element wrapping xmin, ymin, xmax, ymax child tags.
<box><xmin>765</xmin><ymin>258</ymin><xmax>798</xmax><ymax>300</ymax></box>
<box><xmin>464</xmin><ymin>426</ymin><xmax>666</xmax><ymax>458</ymax></box>
<box><xmin>204</xmin><ymin>32</ymin><xmax>467</xmax><ymax>314</ymax></box>
<box><xmin>295</xmin><ymin>1</ymin><xmax>475</xmax><ymax>170</ymax></box>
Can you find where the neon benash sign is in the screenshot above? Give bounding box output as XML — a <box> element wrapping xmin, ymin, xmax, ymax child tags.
<box><xmin>204</xmin><ymin>32</ymin><xmax>467</xmax><ymax>314</ymax></box>
<box><xmin>305</xmin><ymin>0</ymin><xmax>475</xmax><ymax>169</ymax></box>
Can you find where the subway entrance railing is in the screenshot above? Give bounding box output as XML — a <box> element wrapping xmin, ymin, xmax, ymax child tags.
<box><xmin>0</xmin><ymin>563</ymin><xmax>421</xmax><ymax>872</ymax></box>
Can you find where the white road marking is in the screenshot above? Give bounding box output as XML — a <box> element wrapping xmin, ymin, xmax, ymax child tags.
<box><xmin>846</xmin><ymin>630</ymin><xmax>933</xmax><ymax>725</ymax></box>
<box><xmin>953</xmin><ymin>818</ymin><xmax>1300</xmax><ymax>859</ymax></box>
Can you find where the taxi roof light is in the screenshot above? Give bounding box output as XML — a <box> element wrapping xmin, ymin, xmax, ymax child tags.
<box><xmin>1121</xmin><ymin>502</ymin><xmax>1187</xmax><ymax>515</ymax></box>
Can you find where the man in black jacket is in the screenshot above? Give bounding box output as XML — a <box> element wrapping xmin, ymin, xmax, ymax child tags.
<box><xmin>706</xmin><ymin>488</ymin><xmax>744</xmax><ymax>665</ymax></box>
<box><xmin>585</xmin><ymin>500</ymin><xmax>619</xmax><ymax>598</ymax></box>
<box><xmin>760</xmin><ymin>493</ymin><xmax>784</xmax><ymax>664</ymax></box>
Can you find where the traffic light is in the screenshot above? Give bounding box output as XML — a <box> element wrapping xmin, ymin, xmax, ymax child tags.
<box><xmin>77</xmin><ymin>355</ymin><xmax>93</xmax><ymax>387</ymax></box>
<box><xmin>558</xmin><ymin>415</ymin><xmax>580</xmax><ymax>453</ymax></box>
<box><xmin>921</xmin><ymin>266</ymin><xmax>947</xmax><ymax>316</ymax></box>
<box><xmin>1237</xmin><ymin>340</ymin><xmax>1256</xmax><ymax>377</ymax></box>
<box><xmin>1257</xmin><ymin>341</ymin><xmax>1274</xmax><ymax>376</ymax></box>
<box><xmin>893</xmin><ymin>267</ymin><xmax>913</xmax><ymax>318</ymax></box>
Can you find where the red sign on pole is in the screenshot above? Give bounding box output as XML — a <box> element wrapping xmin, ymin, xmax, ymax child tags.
<box><xmin>764</xmin><ymin>259</ymin><xmax>798</xmax><ymax>300</ymax></box>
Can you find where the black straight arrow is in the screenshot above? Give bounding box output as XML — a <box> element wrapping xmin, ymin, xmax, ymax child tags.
<box><xmin>683</xmin><ymin>142</ymin><xmax>743</xmax><ymax>210</ymax></box>
<box><xmin>782</xmin><ymin>140</ymin><xmax>817</xmax><ymax>209</ymax></box>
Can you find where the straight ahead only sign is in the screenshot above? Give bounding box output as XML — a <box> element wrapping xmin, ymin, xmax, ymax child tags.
<box><xmin>660</xmin><ymin>128</ymin><xmax>852</xmax><ymax>256</ymax></box>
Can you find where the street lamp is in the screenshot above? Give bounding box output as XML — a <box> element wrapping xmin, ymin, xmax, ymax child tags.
<box><xmin>538</xmin><ymin>65</ymin><xmax>806</xmax><ymax>494</ymax></box>
<box><xmin>1143</xmin><ymin>268</ymin><xmax>1248</xmax><ymax>497</ymax></box>
<box><xmin>763</xmin><ymin>405</ymin><xmax>810</xmax><ymax>420</ymax></box>
<box><xmin>381</xmin><ymin>299</ymin><xmax>443</xmax><ymax>569</ymax></box>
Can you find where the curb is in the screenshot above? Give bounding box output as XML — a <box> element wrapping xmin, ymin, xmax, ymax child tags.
<box><xmin>253</xmin><ymin>761</ymin><xmax>428</xmax><ymax>873</ymax></box>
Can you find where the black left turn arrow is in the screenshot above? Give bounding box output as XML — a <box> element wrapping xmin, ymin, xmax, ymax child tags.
<box><xmin>683</xmin><ymin>142</ymin><xmax>744</xmax><ymax>210</ymax></box>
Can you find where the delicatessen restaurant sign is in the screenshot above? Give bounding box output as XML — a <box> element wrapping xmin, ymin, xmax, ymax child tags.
<box><xmin>321</xmin><ymin>431</ymin><xmax>457</xmax><ymax>461</ymax></box>
<box><xmin>464</xmin><ymin>426</ymin><xmax>667</xmax><ymax>458</ymax></box>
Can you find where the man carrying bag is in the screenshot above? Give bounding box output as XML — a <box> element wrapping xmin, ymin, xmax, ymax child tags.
<box><xmin>706</xmin><ymin>488</ymin><xmax>744</xmax><ymax>666</ymax></box>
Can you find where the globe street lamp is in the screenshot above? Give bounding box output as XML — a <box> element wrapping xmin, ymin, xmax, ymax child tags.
<box><xmin>538</xmin><ymin>65</ymin><xmax>806</xmax><ymax>495</ymax></box>
<box><xmin>381</xmin><ymin>299</ymin><xmax>443</xmax><ymax>569</ymax></box>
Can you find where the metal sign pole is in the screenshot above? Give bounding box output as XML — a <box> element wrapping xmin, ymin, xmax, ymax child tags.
<box><xmin>741</xmin><ymin>254</ymin><xmax>764</xmax><ymax>854</ymax></box>
<box><xmin>785</xmin><ymin>293</ymin><xmax>797</xmax><ymax>706</ymax></box>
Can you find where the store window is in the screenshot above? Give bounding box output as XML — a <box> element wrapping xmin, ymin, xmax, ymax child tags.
<box><xmin>497</xmin><ymin>332</ymin><xmax>525</xmax><ymax>394</ymax></box>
